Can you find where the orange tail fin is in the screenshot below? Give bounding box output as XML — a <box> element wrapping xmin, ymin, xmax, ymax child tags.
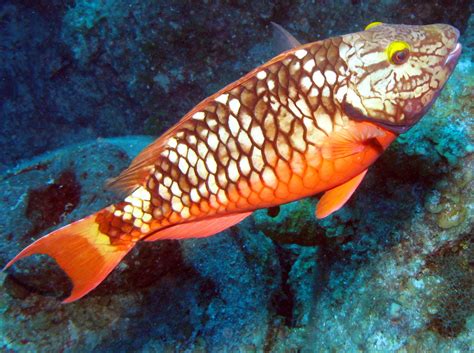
<box><xmin>3</xmin><ymin>212</ymin><xmax>135</xmax><ymax>303</ymax></box>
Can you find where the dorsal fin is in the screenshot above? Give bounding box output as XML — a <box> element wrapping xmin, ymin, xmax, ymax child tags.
<box><xmin>107</xmin><ymin>39</ymin><xmax>314</xmax><ymax>196</ymax></box>
<box><xmin>271</xmin><ymin>22</ymin><xmax>302</xmax><ymax>53</ymax></box>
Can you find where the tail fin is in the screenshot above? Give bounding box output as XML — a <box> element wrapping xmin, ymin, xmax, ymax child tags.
<box><xmin>3</xmin><ymin>212</ymin><xmax>135</xmax><ymax>303</ymax></box>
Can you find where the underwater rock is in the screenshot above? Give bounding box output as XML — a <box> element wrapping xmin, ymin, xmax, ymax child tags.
<box><xmin>0</xmin><ymin>3</ymin><xmax>473</xmax><ymax>352</ymax></box>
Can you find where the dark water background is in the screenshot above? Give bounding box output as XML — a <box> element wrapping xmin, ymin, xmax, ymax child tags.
<box><xmin>0</xmin><ymin>1</ymin><xmax>473</xmax><ymax>352</ymax></box>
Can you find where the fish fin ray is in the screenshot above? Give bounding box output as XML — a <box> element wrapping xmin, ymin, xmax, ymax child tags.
<box><xmin>4</xmin><ymin>213</ymin><xmax>135</xmax><ymax>303</ymax></box>
<box><xmin>322</xmin><ymin>123</ymin><xmax>385</xmax><ymax>160</ymax></box>
<box><xmin>316</xmin><ymin>169</ymin><xmax>368</xmax><ymax>219</ymax></box>
<box><xmin>144</xmin><ymin>211</ymin><xmax>253</xmax><ymax>241</ymax></box>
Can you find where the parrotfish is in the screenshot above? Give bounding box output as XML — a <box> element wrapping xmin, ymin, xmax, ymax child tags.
<box><xmin>5</xmin><ymin>22</ymin><xmax>462</xmax><ymax>302</ymax></box>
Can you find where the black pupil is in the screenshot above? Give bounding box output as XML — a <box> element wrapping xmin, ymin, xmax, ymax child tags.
<box><xmin>394</xmin><ymin>49</ymin><xmax>408</xmax><ymax>63</ymax></box>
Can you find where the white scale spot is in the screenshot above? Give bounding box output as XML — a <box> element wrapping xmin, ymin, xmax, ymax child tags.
<box><xmin>324</xmin><ymin>71</ymin><xmax>337</xmax><ymax>85</ymax></box>
<box><xmin>207</xmin><ymin>119</ymin><xmax>218</xmax><ymax>129</ymax></box>
<box><xmin>114</xmin><ymin>210</ymin><xmax>123</xmax><ymax>217</ymax></box>
<box><xmin>294</xmin><ymin>49</ymin><xmax>308</xmax><ymax>59</ymax></box>
<box><xmin>309</xmin><ymin>87</ymin><xmax>319</xmax><ymax>97</ymax></box>
<box><xmin>256</xmin><ymin>70</ymin><xmax>267</xmax><ymax>80</ymax></box>
<box><xmin>312</xmin><ymin>71</ymin><xmax>325</xmax><ymax>88</ymax></box>
<box><xmin>187</xmin><ymin>135</ymin><xmax>197</xmax><ymax>145</ymax></box>
<box><xmin>303</xmin><ymin>59</ymin><xmax>315</xmax><ymax>73</ymax></box>
<box><xmin>228</xmin><ymin>115</ymin><xmax>240</xmax><ymax>137</ymax></box>
<box><xmin>131</xmin><ymin>186</ymin><xmax>151</xmax><ymax>201</ymax></box>
<box><xmin>228</xmin><ymin>160</ymin><xmax>240</xmax><ymax>182</ymax></box>
<box><xmin>301</xmin><ymin>76</ymin><xmax>312</xmax><ymax>90</ymax></box>
<box><xmin>206</xmin><ymin>154</ymin><xmax>218</xmax><ymax>174</ymax></box>
<box><xmin>198</xmin><ymin>182</ymin><xmax>209</xmax><ymax>197</ymax></box>
<box><xmin>159</xmin><ymin>184</ymin><xmax>171</xmax><ymax>200</ymax></box>
<box><xmin>193</xmin><ymin>112</ymin><xmax>206</xmax><ymax>120</ymax></box>
<box><xmin>134</xmin><ymin>218</ymin><xmax>143</xmax><ymax>228</ymax></box>
<box><xmin>217</xmin><ymin>190</ymin><xmax>228</xmax><ymax>204</ymax></box>
<box><xmin>216</xmin><ymin>93</ymin><xmax>229</xmax><ymax>105</ymax></box>
<box><xmin>197</xmin><ymin>142</ymin><xmax>209</xmax><ymax>158</ymax></box>
<box><xmin>190</xmin><ymin>188</ymin><xmax>201</xmax><ymax>202</ymax></box>
<box><xmin>181</xmin><ymin>207</ymin><xmax>191</xmax><ymax>219</ymax></box>
<box><xmin>133</xmin><ymin>207</ymin><xmax>143</xmax><ymax>219</ymax></box>
<box><xmin>187</xmin><ymin>149</ymin><xmax>198</xmax><ymax>166</ymax></box>
<box><xmin>142</xmin><ymin>213</ymin><xmax>152</xmax><ymax>223</ymax></box>
<box><xmin>168</xmin><ymin>150</ymin><xmax>178</xmax><ymax>163</ymax></box>
<box><xmin>124</xmin><ymin>205</ymin><xmax>133</xmax><ymax>213</ymax></box>
<box><xmin>322</xmin><ymin>86</ymin><xmax>330</xmax><ymax>97</ymax></box>
<box><xmin>171</xmin><ymin>196</ymin><xmax>184</xmax><ymax>212</ymax></box>
<box><xmin>141</xmin><ymin>224</ymin><xmax>150</xmax><ymax>233</ymax></box>
<box><xmin>229</xmin><ymin>98</ymin><xmax>241</xmax><ymax>115</ymax></box>
<box><xmin>262</xmin><ymin>167</ymin><xmax>278</xmax><ymax>189</ymax></box>
<box><xmin>167</xmin><ymin>137</ymin><xmax>178</xmax><ymax>148</ymax></box>
<box><xmin>267</xmin><ymin>79</ymin><xmax>275</xmax><ymax>90</ymax></box>
<box><xmin>251</xmin><ymin>147</ymin><xmax>265</xmax><ymax>172</ymax></box>
<box><xmin>171</xmin><ymin>181</ymin><xmax>182</xmax><ymax>197</ymax></box>
<box><xmin>250</xmin><ymin>125</ymin><xmax>265</xmax><ymax>147</ymax></box>
<box><xmin>130</xmin><ymin>198</ymin><xmax>142</xmax><ymax>208</ymax></box>
<box><xmin>188</xmin><ymin>167</ymin><xmax>198</xmax><ymax>186</ymax></box>
<box><xmin>163</xmin><ymin>177</ymin><xmax>172</xmax><ymax>187</ymax></box>
<box><xmin>269</xmin><ymin>96</ymin><xmax>280</xmax><ymax>112</ymax></box>
<box><xmin>240</xmin><ymin>112</ymin><xmax>252</xmax><ymax>131</ymax></box>
<box><xmin>177</xmin><ymin>144</ymin><xmax>188</xmax><ymax>157</ymax></box>
<box><xmin>207</xmin><ymin>132</ymin><xmax>219</xmax><ymax>151</ymax></box>
<box><xmin>239</xmin><ymin>156</ymin><xmax>251</xmax><ymax>176</ymax></box>
<box><xmin>219</xmin><ymin>127</ymin><xmax>230</xmax><ymax>143</ymax></box>
<box><xmin>197</xmin><ymin>159</ymin><xmax>209</xmax><ymax>179</ymax></box>
<box><xmin>207</xmin><ymin>174</ymin><xmax>219</xmax><ymax>194</ymax></box>
<box><xmin>237</xmin><ymin>130</ymin><xmax>252</xmax><ymax>154</ymax></box>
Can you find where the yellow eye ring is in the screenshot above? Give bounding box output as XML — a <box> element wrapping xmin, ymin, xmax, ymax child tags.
<box><xmin>365</xmin><ymin>22</ymin><xmax>383</xmax><ymax>30</ymax></box>
<box><xmin>386</xmin><ymin>41</ymin><xmax>411</xmax><ymax>65</ymax></box>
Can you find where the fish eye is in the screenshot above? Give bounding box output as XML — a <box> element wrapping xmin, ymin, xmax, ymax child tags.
<box><xmin>386</xmin><ymin>41</ymin><xmax>411</xmax><ymax>65</ymax></box>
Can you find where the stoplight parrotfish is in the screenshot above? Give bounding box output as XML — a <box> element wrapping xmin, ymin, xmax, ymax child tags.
<box><xmin>5</xmin><ymin>22</ymin><xmax>462</xmax><ymax>302</ymax></box>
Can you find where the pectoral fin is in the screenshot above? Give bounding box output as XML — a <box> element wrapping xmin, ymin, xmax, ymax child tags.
<box><xmin>321</xmin><ymin>123</ymin><xmax>385</xmax><ymax>160</ymax></box>
<box><xmin>315</xmin><ymin>169</ymin><xmax>368</xmax><ymax>219</ymax></box>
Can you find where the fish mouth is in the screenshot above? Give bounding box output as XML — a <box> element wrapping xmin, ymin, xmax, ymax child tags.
<box><xmin>342</xmin><ymin>101</ymin><xmax>411</xmax><ymax>134</ymax></box>
<box><xmin>445</xmin><ymin>42</ymin><xmax>462</xmax><ymax>70</ymax></box>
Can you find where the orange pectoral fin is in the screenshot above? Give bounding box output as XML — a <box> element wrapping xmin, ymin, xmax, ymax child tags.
<box><xmin>321</xmin><ymin>123</ymin><xmax>385</xmax><ymax>160</ymax></box>
<box><xmin>143</xmin><ymin>211</ymin><xmax>253</xmax><ymax>241</ymax></box>
<box><xmin>315</xmin><ymin>169</ymin><xmax>368</xmax><ymax>219</ymax></box>
<box><xmin>4</xmin><ymin>212</ymin><xmax>135</xmax><ymax>303</ymax></box>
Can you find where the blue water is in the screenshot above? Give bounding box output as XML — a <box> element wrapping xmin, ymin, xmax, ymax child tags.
<box><xmin>0</xmin><ymin>1</ymin><xmax>472</xmax><ymax>352</ymax></box>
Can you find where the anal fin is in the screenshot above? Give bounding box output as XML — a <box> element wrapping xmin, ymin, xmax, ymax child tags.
<box><xmin>144</xmin><ymin>211</ymin><xmax>253</xmax><ymax>241</ymax></box>
<box><xmin>316</xmin><ymin>169</ymin><xmax>368</xmax><ymax>219</ymax></box>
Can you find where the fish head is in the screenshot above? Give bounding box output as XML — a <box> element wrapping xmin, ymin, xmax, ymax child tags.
<box><xmin>340</xmin><ymin>23</ymin><xmax>462</xmax><ymax>133</ymax></box>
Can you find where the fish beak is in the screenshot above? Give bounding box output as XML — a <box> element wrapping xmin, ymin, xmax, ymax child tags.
<box><xmin>445</xmin><ymin>42</ymin><xmax>462</xmax><ymax>70</ymax></box>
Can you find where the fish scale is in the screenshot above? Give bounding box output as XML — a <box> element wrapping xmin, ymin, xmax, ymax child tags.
<box><xmin>6</xmin><ymin>23</ymin><xmax>461</xmax><ymax>302</ymax></box>
<box><xmin>101</xmin><ymin>41</ymin><xmax>357</xmax><ymax>242</ymax></box>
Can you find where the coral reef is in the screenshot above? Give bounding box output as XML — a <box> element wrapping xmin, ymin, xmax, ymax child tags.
<box><xmin>0</xmin><ymin>1</ymin><xmax>472</xmax><ymax>352</ymax></box>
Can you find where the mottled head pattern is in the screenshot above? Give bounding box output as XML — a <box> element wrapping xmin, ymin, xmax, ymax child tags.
<box><xmin>339</xmin><ymin>23</ymin><xmax>461</xmax><ymax>132</ymax></box>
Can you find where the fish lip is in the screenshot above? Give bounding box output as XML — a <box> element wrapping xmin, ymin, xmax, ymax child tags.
<box><xmin>445</xmin><ymin>43</ymin><xmax>462</xmax><ymax>70</ymax></box>
<box><xmin>342</xmin><ymin>101</ymin><xmax>411</xmax><ymax>134</ymax></box>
